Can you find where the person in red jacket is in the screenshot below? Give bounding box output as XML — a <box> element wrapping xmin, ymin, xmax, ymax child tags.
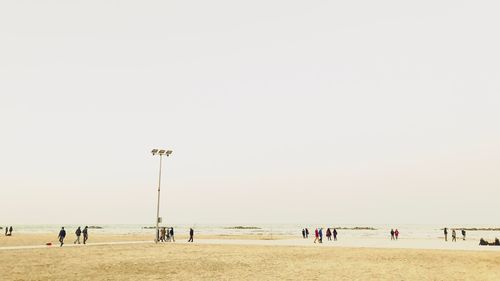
<box><xmin>314</xmin><ymin>228</ymin><xmax>319</xmax><ymax>243</ymax></box>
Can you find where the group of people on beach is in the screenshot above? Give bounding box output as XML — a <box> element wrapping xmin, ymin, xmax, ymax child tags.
<box><xmin>390</xmin><ymin>229</ymin><xmax>400</xmax><ymax>240</ymax></box>
<box><xmin>4</xmin><ymin>226</ymin><xmax>13</xmax><ymax>236</ymax></box>
<box><xmin>158</xmin><ymin>227</ymin><xmax>195</xmax><ymax>243</ymax></box>
<box><xmin>58</xmin><ymin>226</ymin><xmax>89</xmax><ymax>247</ymax></box>
<box><xmin>443</xmin><ymin>228</ymin><xmax>466</xmax><ymax>242</ymax></box>
<box><xmin>158</xmin><ymin>227</ymin><xmax>176</xmax><ymax>242</ymax></box>
<box><xmin>301</xmin><ymin>228</ymin><xmax>338</xmax><ymax>243</ymax></box>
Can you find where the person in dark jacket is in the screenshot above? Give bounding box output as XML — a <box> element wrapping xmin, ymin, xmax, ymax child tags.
<box><xmin>58</xmin><ymin>227</ymin><xmax>66</xmax><ymax>247</ymax></box>
<box><xmin>326</xmin><ymin>228</ymin><xmax>332</xmax><ymax>241</ymax></box>
<box><xmin>188</xmin><ymin>228</ymin><xmax>194</xmax><ymax>242</ymax></box>
<box><xmin>74</xmin><ymin>226</ymin><xmax>82</xmax><ymax>244</ymax></box>
<box><xmin>302</xmin><ymin>229</ymin><xmax>305</xmax><ymax>239</ymax></box>
<box><xmin>390</xmin><ymin>229</ymin><xmax>395</xmax><ymax>240</ymax></box>
<box><xmin>170</xmin><ymin>227</ymin><xmax>175</xmax><ymax>242</ymax></box>
<box><xmin>444</xmin><ymin>228</ymin><xmax>448</xmax><ymax>241</ymax></box>
<box><xmin>83</xmin><ymin>226</ymin><xmax>89</xmax><ymax>244</ymax></box>
<box><xmin>462</xmin><ymin>229</ymin><xmax>466</xmax><ymax>240</ymax></box>
<box><xmin>9</xmin><ymin>226</ymin><xmax>13</xmax><ymax>236</ymax></box>
<box><xmin>305</xmin><ymin>228</ymin><xmax>309</xmax><ymax>238</ymax></box>
<box><xmin>333</xmin><ymin>228</ymin><xmax>338</xmax><ymax>241</ymax></box>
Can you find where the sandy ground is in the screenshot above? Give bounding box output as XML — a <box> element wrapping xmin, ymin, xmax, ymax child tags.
<box><xmin>0</xmin><ymin>233</ymin><xmax>291</xmax><ymax>247</ymax></box>
<box><xmin>1</xmin><ymin>241</ymin><xmax>499</xmax><ymax>281</ymax></box>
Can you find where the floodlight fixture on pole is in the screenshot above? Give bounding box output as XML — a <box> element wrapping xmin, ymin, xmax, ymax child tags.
<box><xmin>151</xmin><ymin>148</ymin><xmax>172</xmax><ymax>243</ymax></box>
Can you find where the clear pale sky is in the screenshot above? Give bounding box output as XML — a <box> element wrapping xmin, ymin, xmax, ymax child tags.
<box><xmin>1</xmin><ymin>1</ymin><xmax>499</xmax><ymax>225</ymax></box>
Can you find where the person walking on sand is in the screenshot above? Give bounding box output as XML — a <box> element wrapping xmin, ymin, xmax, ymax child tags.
<box><xmin>395</xmin><ymin>229</ymin><xmax>399</xmax><ymax>240</ymax></box>
<box><xmin>333</xmin><ymin>228</ymin><xmax>338</xmax><ymax>241</ymax></box>
<box><xmin>4</xmin><ymin>226</ymin><xmax>7</xmax><ymax>236</ymax></box>
<box><xmin>326</xmin><ymin>228</ymin><xmax>332</xmax><ymax>241</ymax></box>
<box><xmin>58</xmin><ymin>227</ymin><xmax>66</xmax><ymax>247</ymax></box>
<box><xmin>160</xmin><ymin>227</ymin><xmax>166</xmax><ymax>242</ymax></box>
<box><xmin>74</xmin><ymin>226</ymin><xmax>82</xmax><ymax>244</ymax></box>
<box><xmin>462</xmin><ymin>229</ymin><xmax>466</xmax><ymax>240</ymax></box>
<box><xmin>188</xmin><ymin>228</ymin><xmax>194</xmax><ymax>242</ymax></box>
<box><xmin>444</xmin><ymin>228</ymin><xmax>448</xmax><ymax>241</ymax></box>
<box><xmin>305</xmin><ymin>228</ymin><xmax>309</xmax><ymax>238</ymax></box>
<box><xmin>170</xmin><ymin>227</ymin><xmax>175</xmax><ymax>242</ymax></box>
<box><xmin>9</xmin><ymin>226</ymin><xmax>13</xmax><ymax>236</ymax></box>
<box><xmin>390</xmin><ymin>229</ymin><xmax>395</xmax><ymax>240</ymax></box>
<box><xmin>83</xmin><ymin>226</ymin><xmax>88</xmax><ymax>244</ymax></box>
<box><xmin>302</xmin><ymin>229</ymin><xmax>305</xmax><ymax>239</ymax></box>
<box><xmin>314</xmin><ymin>228</ymin><xmax>319</xmax><ymax>243</ymax></box>
<box><xmin>319</xmin><ymin>228</ymin><xmax>323</xmax><ymax>243</ymax></box>
<box><xmin>452</xmin><ymin>229</ymin><xmax>457</xmax><ymax>242</ymax></box>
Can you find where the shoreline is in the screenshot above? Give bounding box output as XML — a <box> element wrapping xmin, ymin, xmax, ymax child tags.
<box><xmin>1</xmin><ymin>233</ymin><xmax>499</xmax><ymax>252</ymax></box>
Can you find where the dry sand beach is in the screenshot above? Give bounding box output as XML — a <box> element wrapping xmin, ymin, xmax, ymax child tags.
<box><xmin>1</xmin><ymin>233</ymin><xmax>500</xmax><ymax>280</ymax></box>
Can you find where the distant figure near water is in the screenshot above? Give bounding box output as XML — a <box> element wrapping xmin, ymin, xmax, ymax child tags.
<box><xmin>326</xmin><ymin>228</ymin><xmax>332</xmax><ymax>241</ymax></box>
<box><xmin>305</xmin><ymin>228</ymin><xmax>309</xmax><ymax>238</ymax></box>
<box><xmin>58</xmin><ymin>227</ymin><xmax>66</xmax><ymax>247</ymax></box>
<box><xmin>318</xmin><ymin>228</ymin><xmax>323</xmax><ymax>243</ymax></box>
<box><xmin>333</xmin><ymin>228</ymin><xmax>338</xmax><ymax>241</ymax></box>
<box><xmin>9</xmin><ymin>226</ymin><xmax>13</xmax><ymax>236</ymax></box>
<box><xmin>390</xmin><ymin>229</ymin><xmax>395</xmax><ymax>240</ymax></box>
<box><xmin>160</xmin><ymin>227</ymin><xmax>166</xmax><ymax>242</ymax></box>
<box><xmin>314</xmin><ymin>228</ymin><xmax>319</xmax><ymax>243</ymax></box>
<box><xmin>462</xmin><ymin>229</ymin><xmax>466</xmax><ymax>240</ymax></box>
<box><xmin>188</xmin><ymin>228</ymin><xmax>194</xmax><ymax>242</ymax></box>
<box><xmin>444</xmin><ymin>228</ymin><xmax>448</xmax><ymax>241</ymax></box>
<box><xmin>83</xmin><ymin>226</ymin><xmax>89</xmax><ymax>244</ymax></box>
<box><xmin>395</xmin><ymin>229</ymin><xmax>399</xmax><ymax>240</ymax></box>
<box><xmin>170</xmin><ymin>227</ymin><xmax>175</xmax><ymax>242</ymax></box>
<box><xmin>452</xmin><ymin>229</ymin><xmax>457</xmax><ymax>242</ymax></box>
<box><xmin>74</xmin><ymin>226</ymin><xmax>82</xmax><ymax>244</ymax></box>
<box><xmin>4</xmin><ymin>226</ymin><xmax>7</xmax><ymax>236</ymax></box>
<box><xmin>301</xmin><ymin>229</ymin><xmax>306</xmax><ymax>239</ymax></box>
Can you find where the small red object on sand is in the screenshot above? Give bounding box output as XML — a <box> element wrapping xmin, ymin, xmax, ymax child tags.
<box><xmin>46</xmin><ymin>242</ymin><xmax>52</xmax><ymax>246</ymax></box>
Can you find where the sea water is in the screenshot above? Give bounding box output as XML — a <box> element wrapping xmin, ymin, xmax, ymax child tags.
<box><xmin>4</xmin><ymin>224</ymin><xmax>500</xmax><ymax>241</ymax></box>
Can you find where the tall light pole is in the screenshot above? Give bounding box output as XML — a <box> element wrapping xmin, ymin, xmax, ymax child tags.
<box><xmin>151</xmin><ymin>148</ymin><xmax>172</xmax><ymax>243</ymax></box>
